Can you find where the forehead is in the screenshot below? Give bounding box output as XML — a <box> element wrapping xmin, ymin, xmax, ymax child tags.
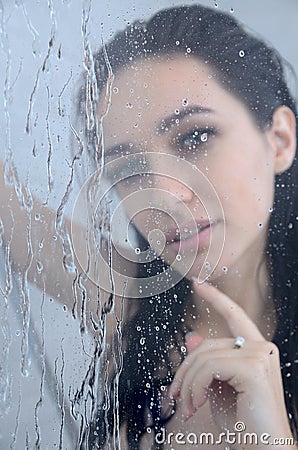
<box><xmin>103</xmin><ymin>55</ymin><xmax>212</xmax><ymax>112</ymax></box>
<box><xmin>112</xmin><ymin>55</ymin><xmax>209</xmax><ymax>98</ymax></box>
<box><xmin>100</xmin><ymin>55</ymin><xmax>242</xmax><ymax>141</ymax></box>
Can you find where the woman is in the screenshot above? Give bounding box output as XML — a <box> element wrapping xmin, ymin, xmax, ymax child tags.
<box><xmin>80</xmin><ymin>4</ymin><xmax>298</xmax><ymax>449</ymax></box>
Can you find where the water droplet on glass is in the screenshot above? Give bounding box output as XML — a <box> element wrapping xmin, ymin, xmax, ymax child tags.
<box><xmin>181</xmin><ymin>346</ymin><xmax>186</xmax><ymax>353</ymax></box>
<box><xmin>182</xmin><ymin>98</ymin><xmax>188</xmax><ymax>106</ymax></box>
<box><xmin>126</xmin><ymin>102</ymin><xmax>133</xmax><ymax>109</ymax></box>
<box><xmin>175</xmin><ymin>40</ymin><xmax>180</xmax><ymax>46</ymax></box>
<box><xmin>174</xmin><ymin>108</ymin><xmax>180</xmax><ymax>115</ymax></box>
<box><xmin>258</xmin><ymin>223</ymin><xmax>263</xmax><ymax>228</ymax></box>
<box><xmin>35</xmin><ymin>213</ymin><xmax>40</xmax><ymax>221</ymax></box>
<box><xmin>239</xmin><ymin>50</ymin><xmax>245</xmax><ymax>58</ymax></box>
<box><xmin>176</xmin><ymin>254</ymin><xmax>181</xmax><ymax>261</ymax></box>
<box><xmin>230</xmin><ymin>7</ymin><xmax>234</xmax><ymax>13</ymax></box>
<box><xmin>36</xmin><ymin>261</ymin><xmax>43</xmax><ymax>273</ymax></box>
<box><xmin>222</xmin><ymin>266</ymin><xmax>228</xmax><ymax>273</ymax></box>
<box><xmin>22</xmin><ymin>368</ymin><xmax>29</xmax><ymax>378</ymax></box>
<box><xmin>140</xmin><ymin>337</ymin><xmax>146</xmax><ymax>345</ymax></box>
<box><xmin>288</xmin><ymin>222</ymin><xmax>293</xmax><ymax>229</ymax></box>
<box><xmin>113</xmin><ymin>86</ymin><xmax>119</xmax><ymax>94</ymax></box>
<box><xmin>186</xmin><ymin>47</ymin><xmax>192</xmax><ymax>54</ymax></box>
<box><xmin>135</xmin><ymin>248</ymin><xmax>141</xmax><ymax>254</ymax></box>
<box><xmin>201</xmin><ymin>133</ymin><xmax>208</xmax><ymax>142</ymax></box>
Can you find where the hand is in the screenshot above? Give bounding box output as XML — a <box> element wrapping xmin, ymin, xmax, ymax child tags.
<box><xmin>168</xmin><ymin>282</ymin><xmax>295</xmax><ymax>447</ymax></box>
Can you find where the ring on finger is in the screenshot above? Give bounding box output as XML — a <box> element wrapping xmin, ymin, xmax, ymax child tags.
<box><xmin>233</xmin><ymin>336</ymin><xmax>245</xmax><ymax>349</ymax></box>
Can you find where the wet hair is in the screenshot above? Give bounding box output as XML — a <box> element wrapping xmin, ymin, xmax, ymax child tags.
<box><xmin>81</xmin><ymin>5</ymin><xmax>298</xmax><ymax>448</ymax></box>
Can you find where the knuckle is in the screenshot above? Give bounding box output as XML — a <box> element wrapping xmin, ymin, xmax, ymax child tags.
<box><xmin>259</xmin><ymin>341</ymin><xmax>280</xmax><ymax>358</ymax></box>
<box><xmin>203</xmin><ymin>358</ymin><xmax>216</xmax><ymax>372</ymax></box>
<box><xmin>250</xmin><ymin>357</ymin><xmax>269</xmax><ymax>376</ymax></box>
<box><xmin>268</xmin><ymin>342</ymin><xmax>279</xmax><ymax>357</ymax></box>
<box><xmin>199</xmin><ymin>339</ymin><xmax>221</xmax><ymax>352</ymax></box>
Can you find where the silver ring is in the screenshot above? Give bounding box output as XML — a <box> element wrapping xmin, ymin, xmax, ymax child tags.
<box><xmin>234</xmin><ymin>336</ymin><xmax>245</xmax><ymax>349</ymax></box>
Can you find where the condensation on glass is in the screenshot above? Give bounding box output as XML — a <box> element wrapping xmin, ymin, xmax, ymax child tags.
<box><xmin>0</xmin><ymin>1</ymin><xmax>126</xmax><ymax>448</ymax></box>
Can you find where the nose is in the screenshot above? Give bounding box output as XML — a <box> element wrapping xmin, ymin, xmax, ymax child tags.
<box><xmin>155</xmin><ymin>174</ymin><xmax>194</xmax><ymax>204</ymax></box>
<box><xmin>148</xmin><ymin>150</ymin><xmax>196</xmax><ymax>205</ymax></box>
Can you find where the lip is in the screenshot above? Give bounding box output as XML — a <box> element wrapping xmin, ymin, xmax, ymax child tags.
<box><xmin>165</xmin><ymin>219</ymin><xmax>211</xmax><ymax>243</ymax></box>
<box><xmin>165</xmin><ymin>219</ymin><xmax>213</xmax><ymax>253</ymax></box>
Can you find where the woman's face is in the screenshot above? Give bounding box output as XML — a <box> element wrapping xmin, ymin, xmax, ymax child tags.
<box><xmin>101</xmin><ymin>54</ymin><xmax>276</xmax><ymax>282</ymax></box>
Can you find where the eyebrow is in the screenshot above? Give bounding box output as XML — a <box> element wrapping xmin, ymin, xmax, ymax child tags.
<box><xmin>104</xmin><ymin>142</ymin><xmax>131</xmax><ymax>160</ymax></box>
<box><xmin>157</xmin><ymin>105</ymin><xmax>215</xmax><ymax>134</ymax></box>
<box><xmin>105</xmin><ymin>105</ymin><xmax>216</xmax><ymax>159</ymax></box>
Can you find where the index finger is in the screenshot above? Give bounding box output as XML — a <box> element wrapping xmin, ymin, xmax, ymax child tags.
<box><xmin>192</xmin><ymin>281</ymin><xmax>264</xmax><ymax>341</ymax></box>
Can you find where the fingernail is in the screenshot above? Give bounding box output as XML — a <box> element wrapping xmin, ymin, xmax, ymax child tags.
<box><xmin>191</xmin><ymin>277</ymin><xmax>208</xmax><ymax>286</ymax></box>
<box><xmin>185</xmin><ymin>332</ymin><xmax>204</xmax><ymax>353</ymax></box>
<box><xmin>168</xmin><ymin>381</ymin><xmax>180</xmax><ymax>399</ymax></box>
<box><xmin>182</xmin><ymin>405</ymin><xmax>194</xmax><ymax>421</ymax></box>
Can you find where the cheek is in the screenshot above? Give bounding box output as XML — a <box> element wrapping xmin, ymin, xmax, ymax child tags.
<box><xmin>242</xmin><ymin>157</ymin><xmax>275</xmax><ymax>222</ymax></box>
<box><xmin>226</xmin><ymin>181</ymin><xmax>273</xmax><ymax>230</ymax></box>
<box><xmin>214</xmin><ymin>152</ymin><xmax>275</xmax><ymax>229</ymax></box>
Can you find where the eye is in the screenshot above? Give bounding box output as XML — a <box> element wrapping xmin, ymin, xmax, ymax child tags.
<box><xmin>176</xmin><ymin>128</ymin><xmax>215</xmax><ymax>152</ymax></box>
<box><xmin>105</xmin><ymin>143</ymin><xmax>132</xmax><ymax>163</ymax></box>
<box><xmin>103</xmin><ymin>146</ymin><xmax>152</xmax><ymax>192</ymax></box>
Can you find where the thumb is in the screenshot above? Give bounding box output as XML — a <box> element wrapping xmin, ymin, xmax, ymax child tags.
<box><xmin>185</xmin><ymin>331</ymin><xmax>204</xmax><ymax>353</ymax></box>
